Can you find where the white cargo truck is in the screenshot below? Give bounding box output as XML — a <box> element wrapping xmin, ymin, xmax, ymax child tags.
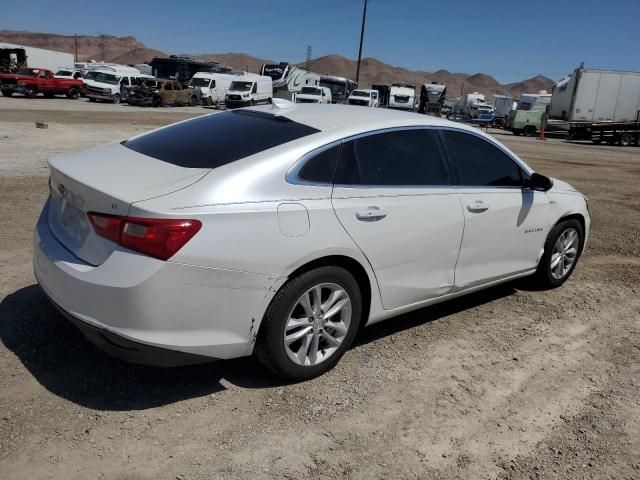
<box><xmin>550</xmin><ymin>67</ymin><xmax>640</xmax><ymax>122</ymax></box>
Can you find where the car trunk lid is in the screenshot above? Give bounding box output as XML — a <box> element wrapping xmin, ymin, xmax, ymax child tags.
<box><xmin>47</xmin><ymin>142</ymin><xmax>209</xmax><ymax>266</ymax></box>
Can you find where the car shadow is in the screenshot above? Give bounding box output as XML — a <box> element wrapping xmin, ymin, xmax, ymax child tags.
<box><xmin>355</xmin><ymin>282</ymin><xmax>517</xmax><ymax>347</ymax></box>
<box><xmin>2</xmin><ymin>281</ymin><xmax>521</xmax><ymax>411</ymax></box>
<box><xmin>0</xmin><ymin>285</ymin><xmax>281</xmax><ymax>411</ymax></box>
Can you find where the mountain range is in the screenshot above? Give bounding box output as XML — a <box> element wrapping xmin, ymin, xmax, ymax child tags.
<box><xmin>0</xmin><ymin>30</ymin><xmax>556</xmax><ymax>99</ymax></box>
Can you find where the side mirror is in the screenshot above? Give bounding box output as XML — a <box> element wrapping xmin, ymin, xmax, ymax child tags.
<box><xmin>528</xmin><ymin>172</ymin><xmax>553</xmax><ymax>192</ymax></box>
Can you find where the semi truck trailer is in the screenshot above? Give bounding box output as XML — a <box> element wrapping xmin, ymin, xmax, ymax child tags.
<box><xmin>550</xmin><ymin>67</ymin><xmax>640</xmax><ymax>123</ymax></box>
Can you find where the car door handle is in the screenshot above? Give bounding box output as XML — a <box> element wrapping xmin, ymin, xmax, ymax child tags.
<box><xmin>355</xmin><ymin>207</ymin><xmax>387</xmax><ymax>222</ymax></box>
<box><xmin>467</xmin><ymin>201</ymin><xmax>489</xmax><ymax>213</ymax></box>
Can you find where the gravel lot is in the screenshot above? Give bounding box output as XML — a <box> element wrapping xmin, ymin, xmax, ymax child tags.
<box><xmin>1</xmin><ymin>96</ymin><xmax>639</xmax><ymax>480</ymax></box>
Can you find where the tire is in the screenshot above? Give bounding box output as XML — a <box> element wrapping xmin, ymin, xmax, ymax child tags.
<box><xmin>636</xmin><ymin>135</ymin><xmax>640</xmax><ymax>147</ymax></box>
<box><xmin>524</xmin><ymin>125</ymin><xmax>537</xmax><ymax>137</ymax></box>
<box><xmin>112</xmin><ymin>93</ymin><xmax>121</xmax><ymax>104</ymax></box>
<box><xmin>25</xmin><ymin>86</ymin><xmax>38</xmax><ymax>98</ymax></box>
<box><xmin>512</xmin><ymin>129</ymin><xmax>522</xmax><ymax>136</ymax></box>
<box><xmin>189</xmin><ymin>96</ymin><xmax>198</xmax><ymax>106</ymax></box>
<box><xmin>88</xmin><ymin>97</ymin><xmax>96</xmax><ymax>102</ymax></box>
<box><xmin>255</xmin><ymin>266</ymin><xmax>363</xmax><ymax>381</ymax></box>
<box><xmin>592</xmin><ymin>139</ymin><xmax>601</xmax><ymax>145</ymax></box>
<box><xmin>620</xmin><ymin>133</ymin><xmax>633</xmax><ymax>147</ymax></box>
<box><xmin>1</xmin><ymin>89</ymin><xmax>13</xmax><ymax>97</ymax></box>
<box><xmin>267</xmin><ymin>97</ymin><xmax>272</xmax><ymax>104</ymax></box>
<box><xmin>534</xmin><ymin>219</ymin><xmax>584</xmax><ymax>288</ymax></box>
<box><xmin>250</xmin><ymin>99</ymin><xmax>255</xmax><ymax>106</ymax></box>
<box><xmin>43</xmin><ymin>93</ymin><xmax>55</xmax><ymax>98</ymax></box>
<box><xmin>66</xmin><ymin>88</ymin><xmax>79</xmax><ymax>99</ymax></box>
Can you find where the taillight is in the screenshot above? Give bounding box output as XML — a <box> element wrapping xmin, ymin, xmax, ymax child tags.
<box><xmin>87</xmin><ymin>213</ymin><xmax>201</xmax><ymax>261</ymax></box>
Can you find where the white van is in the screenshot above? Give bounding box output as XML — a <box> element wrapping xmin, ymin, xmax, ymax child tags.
<box><xmin>225</xmin><ymin>75</ymin><xmax>273</xmax><ymax>108</ymax></box>
<box><xmin>189</xmin><ymin>72</ymin><xmax>236</xmax><ymax>106</ymax></box>
<box><xmin>295</xmin><ymin>86</ymin><xmax>332</xmax><ymax>104</ymax></box>
<box><xmin>84</xmin><ymin>65</ymin><xmax>142</xmax><ymax>104</ymax></box>
<box><xmin>347</xmin><ymin>89</ymin><xmax>380</xmax><ymax>107</ymax></box>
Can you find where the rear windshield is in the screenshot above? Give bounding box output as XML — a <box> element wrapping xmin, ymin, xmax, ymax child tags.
<box><xmin>123</xmin><ymin>110</ymin><xmax>319</xmax><ymax>168</ymax></box>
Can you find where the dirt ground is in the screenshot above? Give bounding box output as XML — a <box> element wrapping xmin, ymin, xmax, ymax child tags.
<box><xmin>0</xmin><ymin>96</ymin><xmax>639</xmax><ymax>480</ymax></box>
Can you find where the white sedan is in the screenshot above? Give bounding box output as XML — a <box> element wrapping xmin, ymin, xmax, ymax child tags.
<box><xmin>34</xmin><ymin>102</ymin><xmax>589</xmax><ymax>380</ymax></box>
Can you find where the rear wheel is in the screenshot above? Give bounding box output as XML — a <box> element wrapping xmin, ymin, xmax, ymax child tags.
<box><xmin>250</xmin><ymin>99</ymin><xmax>255</xmax><ymax>106</ymax></box>
<box><xmin>1</xmin><ymin>89</ymin><xmax>12</xmax><ymax>97</ymax></box>
<box><xmin>534</xmin><ymin>219</ymin><xmax>584</xmax><ymax>288</ymax></box>
<box><xmin>25</xmin><ymin>86</ymin><xmax>38</xmax><ymax>98</ymax></box>
<box><xmin>512</xmin><ymin>129</ymin><xmax>522</xmax><ymax>136</ymax></box>
<box><xmin>66</xmin><ymin>88</ymin><xmax>79</xmax><ymax>99</ymax></box>
<box><xmin>620</xmin><ymin>133</ymin><xmax>633</xmax><ymax>147</ymax></box>
<box><xmin>190</xmin><ymin>95</ymin><xmax>198</xmax><ymax>106</ymax></box>
<box><xmin>524</xmin><ymin>125</ymin><xmax>537</xmax><ymax>137</ymax></box>
<box><xmin>88</xmin><ymin>97</ymin><xmax>96</xmax><ymax>102</ymax></box>
<box><xmin>255</xmin><ymin>266</ymin><xmax>362</xmax><ymax>381</ymax></box>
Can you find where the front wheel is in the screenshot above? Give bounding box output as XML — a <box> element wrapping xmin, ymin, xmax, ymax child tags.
<box><xmin>255</xmin><ymin>266</ymin><xmax>362</xmax><ymax>381</ymax></box>
<box><xmin>1</xmin><ymin>89</ymin><xmax>13</xmax><ymax>97</ymax></box>
<box><xmin>112</xmin><ymin>93</ymin><xmax>121</xmax><ymax>104</ymax></box>
<box><xmin>534</xmin><ymin>219</ymin><xmax>584</xmax><ymax>288</ymax></box>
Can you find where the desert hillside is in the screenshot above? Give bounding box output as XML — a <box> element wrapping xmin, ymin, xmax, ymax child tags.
<box><xmin>0</xmin><ymin>30</ymin><xmax>555</xmax><ymax>99</ymax></box>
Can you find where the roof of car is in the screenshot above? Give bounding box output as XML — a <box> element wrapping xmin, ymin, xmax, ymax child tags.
<box><xmin>245</xmin><ymin>103</ymin><xmax>477</xmax><ymax>135</ymax></box>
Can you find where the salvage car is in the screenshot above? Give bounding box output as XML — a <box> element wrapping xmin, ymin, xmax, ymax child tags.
<box><xmin>127</xmin><ymin>79</ymin><xmax>194</xmax><ymax>107</ymax></box>
<box><xmin>34</xmin><ymin>102</ymin><xmax>590</xmax><ymax>380</ymax></box>
<box><xmin>0</xmin><ymin>67</ymin><xmax>83</xmax><ymax>98</ymax></box>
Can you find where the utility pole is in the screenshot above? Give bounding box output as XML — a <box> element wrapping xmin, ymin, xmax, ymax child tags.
<box><xmin>74</xmin><ymin>34</ymin><xmax>78</xmax><ymax>63</ymax></box>
<box><xmin>305</xmin><ymin>45</ymin><xmax>312</xmax><ymax>71</ymax></box>
<box><xmin>355</xmin><ymin>0</ymin><xmax>368</xmax><ymax>85</ymax></box>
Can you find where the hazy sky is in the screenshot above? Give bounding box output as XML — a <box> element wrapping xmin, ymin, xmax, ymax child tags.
<box><xmin>3</xmin><ymin>0</ymin><xmax>639</xmax><ymax>83</ymax></box>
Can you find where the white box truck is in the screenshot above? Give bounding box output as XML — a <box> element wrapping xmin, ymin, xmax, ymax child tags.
<box><xmin>550</xmin><ymin>67</ymin><xmax>640</xmax><ymax>122</ymax></box>
<box><xmin>0</xmin><ymin>42</ymin><xmax>74</xmax><ymax>73</ymax></box>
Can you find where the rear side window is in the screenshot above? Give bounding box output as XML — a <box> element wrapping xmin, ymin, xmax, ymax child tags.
<box><xmin>334</xmin><ymin>129</ymin><xmax>450</xmax><ymax>186</ymax></box>
<box><xmin>123</xmin><ymin>111</ymin><xmax>319</xmax><ymax>168</ymax></box>
<box><xmin>442</xmin><ymin>130</ymin><xmax>524</xmax><ymax>187</ymax></box>
<box><xmin>296</xmin><ymin>145</ymin><xmax>340</xmax><ymax>184</ymax></box>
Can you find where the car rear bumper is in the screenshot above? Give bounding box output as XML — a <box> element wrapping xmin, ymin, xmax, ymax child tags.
<box><xmin>45</xmin><ymin>291</ymin><xmax>215</xmax><ymax>366</ymax></box>
<box><xmin>33</xmin><ymin>199</ymin><xmax>278</xmax><ymax>365</ymax></box>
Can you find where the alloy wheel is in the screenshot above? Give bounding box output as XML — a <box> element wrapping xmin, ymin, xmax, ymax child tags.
<box><xmin>550</xmin><ymin>228</ymin><xmax>579</xmax><ymax>280</ymax></box>
<box><xmin>283</xmin><ymin>283</ymin><xmax>352</xmax><ymax>367</ymax></box>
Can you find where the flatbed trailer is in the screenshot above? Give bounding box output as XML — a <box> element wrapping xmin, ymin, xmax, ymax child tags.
<box><xmin>569</xmin><ymin>121</ymin><xmax>640</xmax><ymax>146</ymax></box>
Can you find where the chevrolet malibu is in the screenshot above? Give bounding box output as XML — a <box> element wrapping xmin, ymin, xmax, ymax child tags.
<box><xmin>34</xmin><ymin>102</ymin><xmax>589</xmax><ymax>380</ymax></box>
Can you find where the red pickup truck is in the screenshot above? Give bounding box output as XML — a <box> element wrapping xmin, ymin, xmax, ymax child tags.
<box><xmin>0</xmin><ymin>67</ymin><xmax>84</xmax><ymax>99</ymax></box>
